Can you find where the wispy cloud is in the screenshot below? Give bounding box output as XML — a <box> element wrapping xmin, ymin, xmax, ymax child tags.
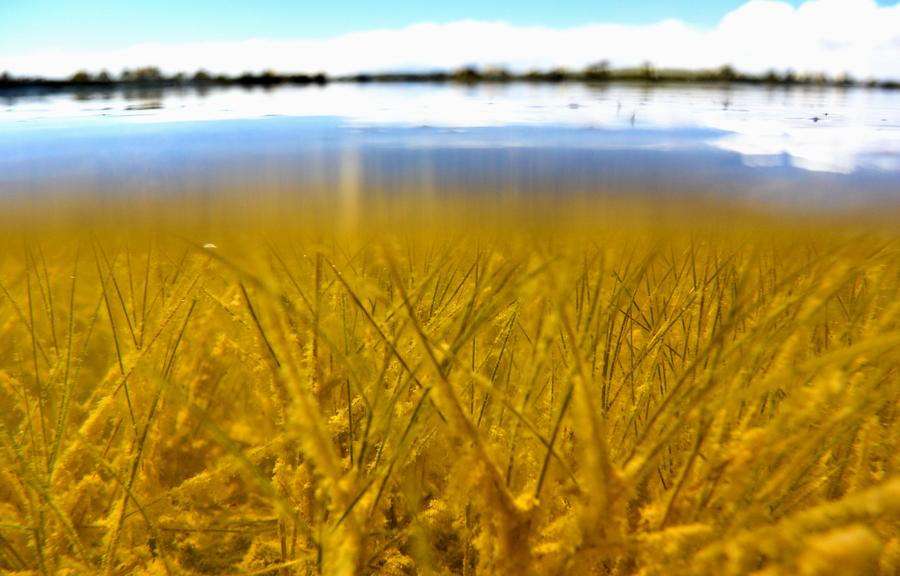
<box><xmin>3</xmin><ymin>0</ymin><xmax>899</xmax><ymax>79</ymax></box>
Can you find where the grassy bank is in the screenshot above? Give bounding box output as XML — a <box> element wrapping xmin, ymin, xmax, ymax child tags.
<box><xmin>0</xmin><ymin>199</ymin><xmax>898</xmax><ymax>574</ymax></box>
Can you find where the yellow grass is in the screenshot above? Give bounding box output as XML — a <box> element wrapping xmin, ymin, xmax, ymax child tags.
<box><xmin>0</xmin><ymin>196</ymin><xmax>898</xmax><ymax>575</ymax></box>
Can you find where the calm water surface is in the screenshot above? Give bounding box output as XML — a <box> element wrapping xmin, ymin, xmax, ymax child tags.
<box><xmin>1</xmin><ymin>83</ymin><xmax>899</xmax><ymax>207</ymax></box>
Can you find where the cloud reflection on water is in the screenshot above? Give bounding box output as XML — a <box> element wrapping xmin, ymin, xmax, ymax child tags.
<box><xmin>4</xmin><ymin>83</ymin><xmax>898</xmax><ymax>176</ymax></box>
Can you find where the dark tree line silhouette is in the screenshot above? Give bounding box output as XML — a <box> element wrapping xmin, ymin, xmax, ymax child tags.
<box><xmin>1</xmin><ymin>64</ymin><xmax>897</xmax><ymax>91</ymax></box>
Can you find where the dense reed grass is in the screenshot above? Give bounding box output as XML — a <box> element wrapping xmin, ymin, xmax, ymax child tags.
<box><xmin>0</xmin><ymin>197</ymin><xmax>898</xmax><ymax>575</ymax></box>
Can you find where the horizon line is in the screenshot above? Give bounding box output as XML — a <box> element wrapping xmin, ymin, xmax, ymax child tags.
<box><xmin>3</xmin><ymin>63</ymin><xmax>899</xmax><ymax>89</ymax></box>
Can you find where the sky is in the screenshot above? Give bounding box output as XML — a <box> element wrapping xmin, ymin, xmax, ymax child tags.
<box><xmin>2</xmin><ymin>0</ymin><xmax>899</xmax><ymax>79</ymax></box>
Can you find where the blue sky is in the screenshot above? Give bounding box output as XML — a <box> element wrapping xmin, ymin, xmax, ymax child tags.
<box><xmin>2</xmin><ymin>0</ymin><xmax>890</xmax><ymax>53</ymax></box>
<box><xmin>2</xmin><ymin>1</ymin><xmax>900</xmax><ymax>79</ymax></box>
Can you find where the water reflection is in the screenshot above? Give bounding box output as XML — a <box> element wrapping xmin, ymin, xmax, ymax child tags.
<box><xmin>0</xmin><ymin>83</ymin><xmax>898</xmax><ymax>206</ymax></box>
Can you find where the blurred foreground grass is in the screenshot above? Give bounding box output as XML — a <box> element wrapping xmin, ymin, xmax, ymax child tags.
<box><xmin>0</xmin><ymin>195</ymin><xmax>898</xmax><ymax>575</ymax></box>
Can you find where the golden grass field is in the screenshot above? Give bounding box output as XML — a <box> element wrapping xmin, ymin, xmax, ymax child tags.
<box><xmin>0</xmin><ymin>196</ymin><xmax>898</xmax><ymax>575</ymax></box>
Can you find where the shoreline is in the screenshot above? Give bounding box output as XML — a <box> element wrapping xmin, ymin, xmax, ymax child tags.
<box><xmin>3</xmin><ymin>67</ymin><xmax>899</xmax><ymax>95</ymax></box>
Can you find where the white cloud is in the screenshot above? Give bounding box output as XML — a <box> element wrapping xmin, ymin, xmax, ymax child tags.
<box><xmin>2</xmin><ymin>0</ymin><xmax>899</xmax><ymax>79</ymax></box>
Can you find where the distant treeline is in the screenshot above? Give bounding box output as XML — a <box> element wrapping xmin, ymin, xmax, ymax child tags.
<box><xmin>2</xmin><ymin>63</ymin><xmax>898</xmax><ymax>91</ymax></box>
<box><xmin>0</xmin><ymin>67</ymin><xmax>327</xmax><ymax>90</ymax></box>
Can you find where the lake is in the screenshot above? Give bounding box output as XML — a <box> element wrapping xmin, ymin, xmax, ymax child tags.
<box><xmin>2</xmin><ymin>82</ymin><xmax>899</xmax><ymax>209</ymax></box>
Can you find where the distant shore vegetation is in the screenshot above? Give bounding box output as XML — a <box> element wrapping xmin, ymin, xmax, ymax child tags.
<box><xmin>1</xmin><ymin>62</ymin><xmax>898</xmax><ymax>93</ymax></box>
